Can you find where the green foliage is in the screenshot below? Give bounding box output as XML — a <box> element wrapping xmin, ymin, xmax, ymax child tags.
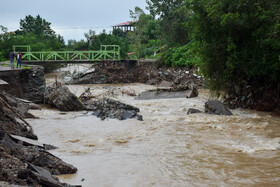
<box><xmin>0</xmin><ymin>52</ymin><xmax>5</xmax><ymax>62</ymax></box>
<box><xmin>129</xmin><ymin>7</ymin><xmax>160</xmax><ymax>58</ymax></box>
<box><xmin>89</xmin><ymin>30</ymin><xmax>129</xmax><ymax>58</ymax></box>
<box><xmin>0</xmin><ymin>15</ymin><xmax>65</xmax><ymax>60</ymax></box>
<box><xmin>0</xmin><ymin>25</ymin><xmax>7</xmax><ymax>33</ymax></box>
<box><xmin>67</xmin><ymin>39</ymin><xmax>88</xmax><ymax>51</ymax></box>
<box><xmin>185</xmin><ymin>0</ymin><xmax>280</xmax><ymax>90</ymax></box>
<box><xmin>20</xmin><ymin>15</ymin><xmax>55</xmax><ymax>37</ymax></box>
<box><xmin>162</xmin><ymin>42</ymin><xmax>199</xmax><ymax>67</ymax></box>
<box><xmin>130</xmin><ymin>6</ymin><xmax>145</xmax><ymax>21</ymax></box>
<box><xmin>146</xmin><ymin>0</ymin><xmax>189</xmax><ymax>45</ymax></box>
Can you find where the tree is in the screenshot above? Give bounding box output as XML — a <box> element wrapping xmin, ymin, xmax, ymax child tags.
<box><xmin>89</xmin><ymin>30</ymin><xmax>129</xmax><ymax>58</ymax></box>
<box><xmin>19</xmin><ymin>15</ymin><xmax>55</xmax><ymax>37</ymax></box>
<box><xmin>129</xmin><ymin>7</ymin><xmax>160</xmax><ymax>58</ymax></box>
<box><xmin>0</xmin><ymin>25</ymin><xmax>7</xmax><ymax>33</ymax></box>
<box><xmin>84</xmin><ymin>29</ymin><xmax>96</xmax><ymax>45</ymax></box>
<box><xmin>185</xmin><ymin>0</ymin><xmax>280</xmax><ymax>91</ymax></box>
<box><xmin>129</xmin><ymin>6</ymin><xmax>145</xmax><ymax>21</ymax></box>
<box><xmin>146</xmin><ymin>0</ymin><xmax>189</xmax><ymax>45</ymax></box>
<box><xmin>112</xmin><ymin>28</ymin><xmax>126</xmax><ymax>38</ymax></box>
<box><xmin>0</xmin><ymin>15</ymin><xmax>65</xmax><ymax>61</ymax></box>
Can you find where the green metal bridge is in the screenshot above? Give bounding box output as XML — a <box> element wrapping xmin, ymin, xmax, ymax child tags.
<box><xmin>13</xmin><ymin>45</ymin><xmax>120</xmax><ymax>63</ymax></box>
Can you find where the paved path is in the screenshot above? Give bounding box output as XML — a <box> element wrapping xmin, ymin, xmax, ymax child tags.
<box><xmin>0</xmin><ymin>65</ymin><xmax>22</xmax><ymax>72</ymax></box>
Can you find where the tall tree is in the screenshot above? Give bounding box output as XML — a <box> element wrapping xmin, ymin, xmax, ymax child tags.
<box><xmin>129</xmin><ymin>7</ymin><xmax>160</xmax><ymax>58</ymax></box>
<box><xmin>146</xmin><ymin>0</ymin><xmax>189</xmax><ymax>45</ymax></box>
<box><xmin>20</xmin><ymin>15</ymin><xmax>55</xmax><ymax>37</ymax></box>
<box><xmin>0</xmin><ymin>25</ymin><xmax>7</xmax><ymax>33</ymax></box>
<box><xmin>186</xmin><ymin>0</ymin><xmax>280</xmax><ymax>91</ymax></box>
<box><xmin>129</xmin><ymin>6</ymin><xmax>145</xmax><ymax>21</ymax></box>
<box><xmin>84</xmin><ymin>29</ymin><xmax>96</xmax><ymax>45</ymax></box>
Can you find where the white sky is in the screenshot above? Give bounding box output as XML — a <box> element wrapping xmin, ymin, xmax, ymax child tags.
<box><xmin>0</xmin><ymin>0</ymin><xmax>147</xmax><ymax>41</ymax></box>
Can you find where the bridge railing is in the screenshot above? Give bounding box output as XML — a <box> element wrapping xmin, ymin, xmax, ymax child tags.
<box><xmin>13</xmin><ymin>45</ymin><xmax>120</xmax><ymax>62</ymax></box>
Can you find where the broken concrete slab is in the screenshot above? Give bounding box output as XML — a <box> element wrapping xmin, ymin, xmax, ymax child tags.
<box><xmin>0</xmin><ymin>79</ymin><xmax>8</xmax><ymax>85</ymax></box>
<box><xmin>10</xmin><ymin>134</ymin><xmax>44</xmax><ymax>148</ymax></box>
<box><xmin>9</xmin><ymin>134</ymin><xmax>57</xmax><ymax>150</ymax></box>
<box><xmin>135</xmin><ymin>87</ymin><xmax>198</xmax><ymax>100</ymax></box>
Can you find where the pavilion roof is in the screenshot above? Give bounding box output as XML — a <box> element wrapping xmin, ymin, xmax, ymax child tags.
<box><xmin>113</xmin><ymin>21</ymin><xmax>136</xmax><ymax>27</ymax></box>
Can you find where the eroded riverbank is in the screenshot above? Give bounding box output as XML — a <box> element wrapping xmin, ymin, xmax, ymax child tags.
<box><xmin>28</xmin><ymin>81</ymin><xmax>280</xmax><ymax>186</ymax></box>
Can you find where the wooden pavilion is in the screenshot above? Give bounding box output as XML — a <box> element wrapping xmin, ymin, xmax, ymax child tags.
<box><xmin>112</xmin><ymin>21</ymin><xmax>136</xmax><ymax>32</ymax></box>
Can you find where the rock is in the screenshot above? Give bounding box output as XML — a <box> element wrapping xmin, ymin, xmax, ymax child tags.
<box><xmin>84</xmin><ymin>98</ymin><xmax>142</xmax><ymax>121</ymax></box>
<box><xmin>0</xmin><ymin>92</ymin><xmax>76</xmax><ymax>186</ymax></box>
<box><xmin>44</xmin><ymin>83</ymin><xmax>84</xmax><ymax>111</ymax></box>
<box><xmin>28</xmin><ymin>103</ymin><xmax>41</xmax><ymax>110</ymax></box>
<box><xmin>27</xmin><ymin>163</ymin><xmax>63</xmax><ymax>187</ymax></box>
<box><xmin>187</xmin><ymin>108</ymin><xmax>202</xmax><ymax>115</ymax></box>
<box><xmin>205</xmin><ymin>100</ymin><xmax>233</xmax><ymax>116</ymax></box>
<box><xmin>1</xmin><ymin>93</ymin><xmax>39</xmax><ymax>119</ymax></box>
<box><xmin>0</xmin><ymin>94</ymin><xmax>37</xmax><ymax>140</ymax></box>
<box><xmin>120</xmin><ymin>110</ymin><xmax>137</xmax><ymax>119</ymax></box>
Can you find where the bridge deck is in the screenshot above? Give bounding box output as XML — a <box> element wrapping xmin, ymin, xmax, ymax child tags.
<box><xmin>21</xmin><ymin>59</ymin><xmax>117</xmax><ymax>64</ymax></box>
<box><xmin>13</xmin><ymin>45</ymin><xmax>121</xmax><ymax>62</ymax></box>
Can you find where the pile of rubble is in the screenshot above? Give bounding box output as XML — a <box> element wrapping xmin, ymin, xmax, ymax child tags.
<box><xmin>0</xmin><ymin>92</ymin><xmax>77</xmax><ymax>186</ymax></box>
<box><xmin>68</xmin><ymin>61</ymin><xmax>204</xmax><ymax>88</ymax></box>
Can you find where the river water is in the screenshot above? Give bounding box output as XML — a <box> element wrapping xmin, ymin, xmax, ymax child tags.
<box><xmin>27</xmin><ymin>71</ymin><xmax>280</xmax><ymax>186</ymax></box>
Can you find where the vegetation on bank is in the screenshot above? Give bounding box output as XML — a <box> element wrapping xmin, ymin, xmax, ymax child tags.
<box><xmin>1</xmin><ymin>1</ymin><xmax>280</xmax><ymax>98</ymax></box>
<box><xmin>147</xmin><ymin>0</ymin><xmax>280</xmax><ymax>93</ymax></box>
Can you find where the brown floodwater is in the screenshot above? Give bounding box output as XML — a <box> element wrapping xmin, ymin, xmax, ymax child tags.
<box><xmin>28</xmin><ymin>77</ymin><xmax>280</xmax><ymax>186</ymax></box>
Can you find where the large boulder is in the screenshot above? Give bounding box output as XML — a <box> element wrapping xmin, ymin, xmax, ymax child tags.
<box><xmin>44</xmin><ymin>84</ymin><xmax>84</xmax><ymax>111</ymax></box>
<box><xmin>205</xmin><ymin>100</ymin><xmax>233</xmax><ymax>116</ymax></box>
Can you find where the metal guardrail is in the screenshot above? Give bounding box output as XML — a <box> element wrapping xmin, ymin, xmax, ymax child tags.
<box><xmin>12</xmin><ymin>45</ymin><xmax>120</xmax><ymax>62</ymax></box>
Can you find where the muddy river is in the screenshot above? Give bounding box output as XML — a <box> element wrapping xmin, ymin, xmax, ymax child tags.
<box><xmin>27</xmin><ymin>72</ymin><xmax>280</xmax><ymax>186</ymax></box>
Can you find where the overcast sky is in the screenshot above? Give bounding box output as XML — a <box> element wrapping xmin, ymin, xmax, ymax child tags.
<box><xmin>0</xmin><ymin>0</ymin><xmax>148</xmax><ymax>41</ymax></box>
